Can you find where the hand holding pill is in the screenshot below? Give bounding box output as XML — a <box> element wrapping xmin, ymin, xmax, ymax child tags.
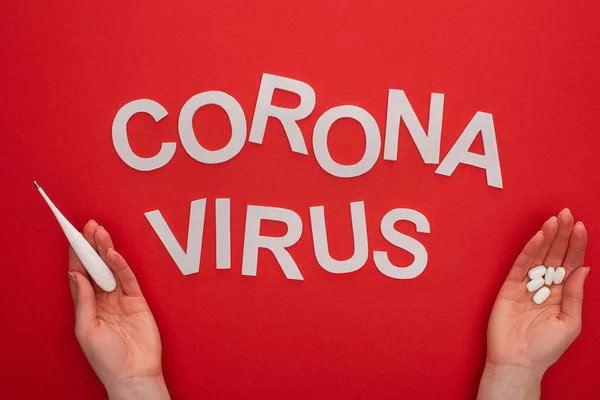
<box><xmin>478</xmin><ymin>209</ymin><xmax>590</xmax><ymax>399</ymax></box>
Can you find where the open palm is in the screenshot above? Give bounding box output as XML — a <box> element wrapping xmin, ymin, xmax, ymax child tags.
<box><xmin>487</xmin><ymin>209</ymin><xmax>589</xmax><ymax>375</ymax></box>
<box><xmin>68</xmin><ymin>220</ymin><xmax>164</xmax><ymax>393</ymax></box>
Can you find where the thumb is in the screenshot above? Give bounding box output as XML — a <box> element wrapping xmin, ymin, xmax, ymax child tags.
<box><xmin>561</xmin><ymin>266</ymin><xmax>590</xmax><ymax>331</ymax></box>
<box><xmin>68</xmin><ymin>271</ymin><xmax>97</xmax><ymax>331</ymax></box>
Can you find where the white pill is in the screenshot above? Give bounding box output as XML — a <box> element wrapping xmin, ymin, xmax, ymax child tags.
<box><xmin>533</xmin><ymin>286</ymin><xmax>551</xmax><ymax>304</ymax></box>
<box><xmin>526</xmin><ymin>277</ymin><xmax>545</xmax><ymax>292</ymax></box>
<box><xmin>528</xmin><ymin>265</ymin><xmax>546</xmax><ymax>279</ymax></box>
<box><xmin>545</xmin><ymin>267</ymin><xmax>555</xmax><ymax>286</ymax></box>
<box><xmin>553</xmin><ymin>267</ymin><xmax>566</xmax><ymax>284</ymax></box>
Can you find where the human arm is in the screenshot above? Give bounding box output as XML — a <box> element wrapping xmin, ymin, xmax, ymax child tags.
<box><xmin>68</xmin><ymin>220</ymin><xmax>170</xmax><ymax>400</ymax></box>
<box><xmin>477</xmin><ymin>209</ymin><xmax>589</xmax><ymax>399</ymax></box>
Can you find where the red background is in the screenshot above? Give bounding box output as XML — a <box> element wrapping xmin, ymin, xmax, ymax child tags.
<box><xmin>1</xmin><ymin>1</ymin><xmax>599</xmax><ymax>399</ymax></box>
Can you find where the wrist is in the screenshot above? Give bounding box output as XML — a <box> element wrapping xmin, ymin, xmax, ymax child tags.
<box><xmin>477</xmin><ymin>361</ymin><xmax>543</xmax><ymax>400</ymax></box>
<box><xmin>106</xmin><ymin>375</ymin><xmax>170</xmax><ymax>400</ymax></box>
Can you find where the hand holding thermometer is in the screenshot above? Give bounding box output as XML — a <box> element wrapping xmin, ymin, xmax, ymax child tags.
<box><xmin>34</xmin><ymin>181</ymin><xmax>117</xmax><ymax>292</ymax></box>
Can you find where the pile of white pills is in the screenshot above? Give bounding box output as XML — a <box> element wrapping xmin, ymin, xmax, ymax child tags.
<box><xmin>526</xmin><ymin>265</ymin><xmax>566</xmax><ymax>304</ymax></box>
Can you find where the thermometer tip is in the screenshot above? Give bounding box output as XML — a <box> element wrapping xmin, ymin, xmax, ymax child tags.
<box><xmin>33</xmin><ymin>181</ymin><xmax>40</xmax><ymax>189</ymax></box>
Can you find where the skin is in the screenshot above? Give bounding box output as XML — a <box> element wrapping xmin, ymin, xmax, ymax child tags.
<box><xmin>477</xmin><ymin>209</ymin><xmax>590</xmax><ymax>399</ymax></box>
<box><xmin>68</xmin><ymin>220</ymin><xmax>170</xmax><ymax>400</ymax></box>
<box><xmin>67</xmin><ymin>212</ymin><xmax>589</xmax><ymax>398</ymax></box>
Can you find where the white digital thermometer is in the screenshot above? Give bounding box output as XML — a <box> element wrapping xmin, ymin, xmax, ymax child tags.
<box><xmin>34</xmin><ymin>181</ymin><xmax>117</xmax><ymax>292</ymax></box>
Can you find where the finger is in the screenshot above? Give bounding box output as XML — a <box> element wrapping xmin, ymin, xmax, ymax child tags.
<box><xmin>69</xmin><ymin>271</ymin><xmax>97</xmax><ymax>332</ymax></box>
<box><xmin>532</xmin><ymin>216</ymin><xmax>558</xmax><ymax>265</ymax></box>
<box><xmin>94</xmin><ymin>225</ymin><xmax>115</xmax><ymax>263</ymax></box>
<box><xmin>94</xmin><ymin>225</ymin><xmax>122</xmax><ymax>292</ymax></box>
<box><xmin>562</xmin><ymin>221</ymin><xmax>587</xmax><ymax>272</ymax></box>
<box><xmin>560</xmin><ymin>266</ymin><xmax>590</xmax><ymax>331</ymax></box>
<box><xmin>543</xmin><ymin>209</ymin><xmax>574</xmax><ymax>267</ymax></box>
<box><xmin>83</xmin><ymin>219</ymin><xmax>100</xmax><ymax>251</ymax></box>
<box><xmin>107</xmin><ymin>248</ymin><xmax>143</xmax><ymax>297</ymax></box>
<box><xmin>81</xmin><ymin>220</ymin><xmax>104</xmax><ymax>293</ymax></box>
<box><xmin>507</xmin><ymin>230</ymin><xmax>544</xmax><ymax>282</ymax></box>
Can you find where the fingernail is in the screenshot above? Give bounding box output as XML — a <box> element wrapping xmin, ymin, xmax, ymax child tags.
<box><xmin>562</xmin><ymin>208</ymin><xmax>570</xmax><ymax>212</ymax></box>
<box><xmin>68</xmin><ymin>274</ymin><xmax>77</xmax><ymax>298</ymax></box>
<box><xmin>90</xmin><ymin>219</ymin><xmax>96</xmax><ymax>224</ymax></box>
<box><xmin>585</xmin><ymin>267</ymin><xmax>591</xmax><ymax>276</ymax></box>
<box><xmin>98</xmin><ymin>225</ymin><xmax>104</xmax><ymax>230</ymax></box>
<box><xmin>576</xmin><ymin>221</ymin><xmax>585</xmax><ymax>228</ymax></box>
